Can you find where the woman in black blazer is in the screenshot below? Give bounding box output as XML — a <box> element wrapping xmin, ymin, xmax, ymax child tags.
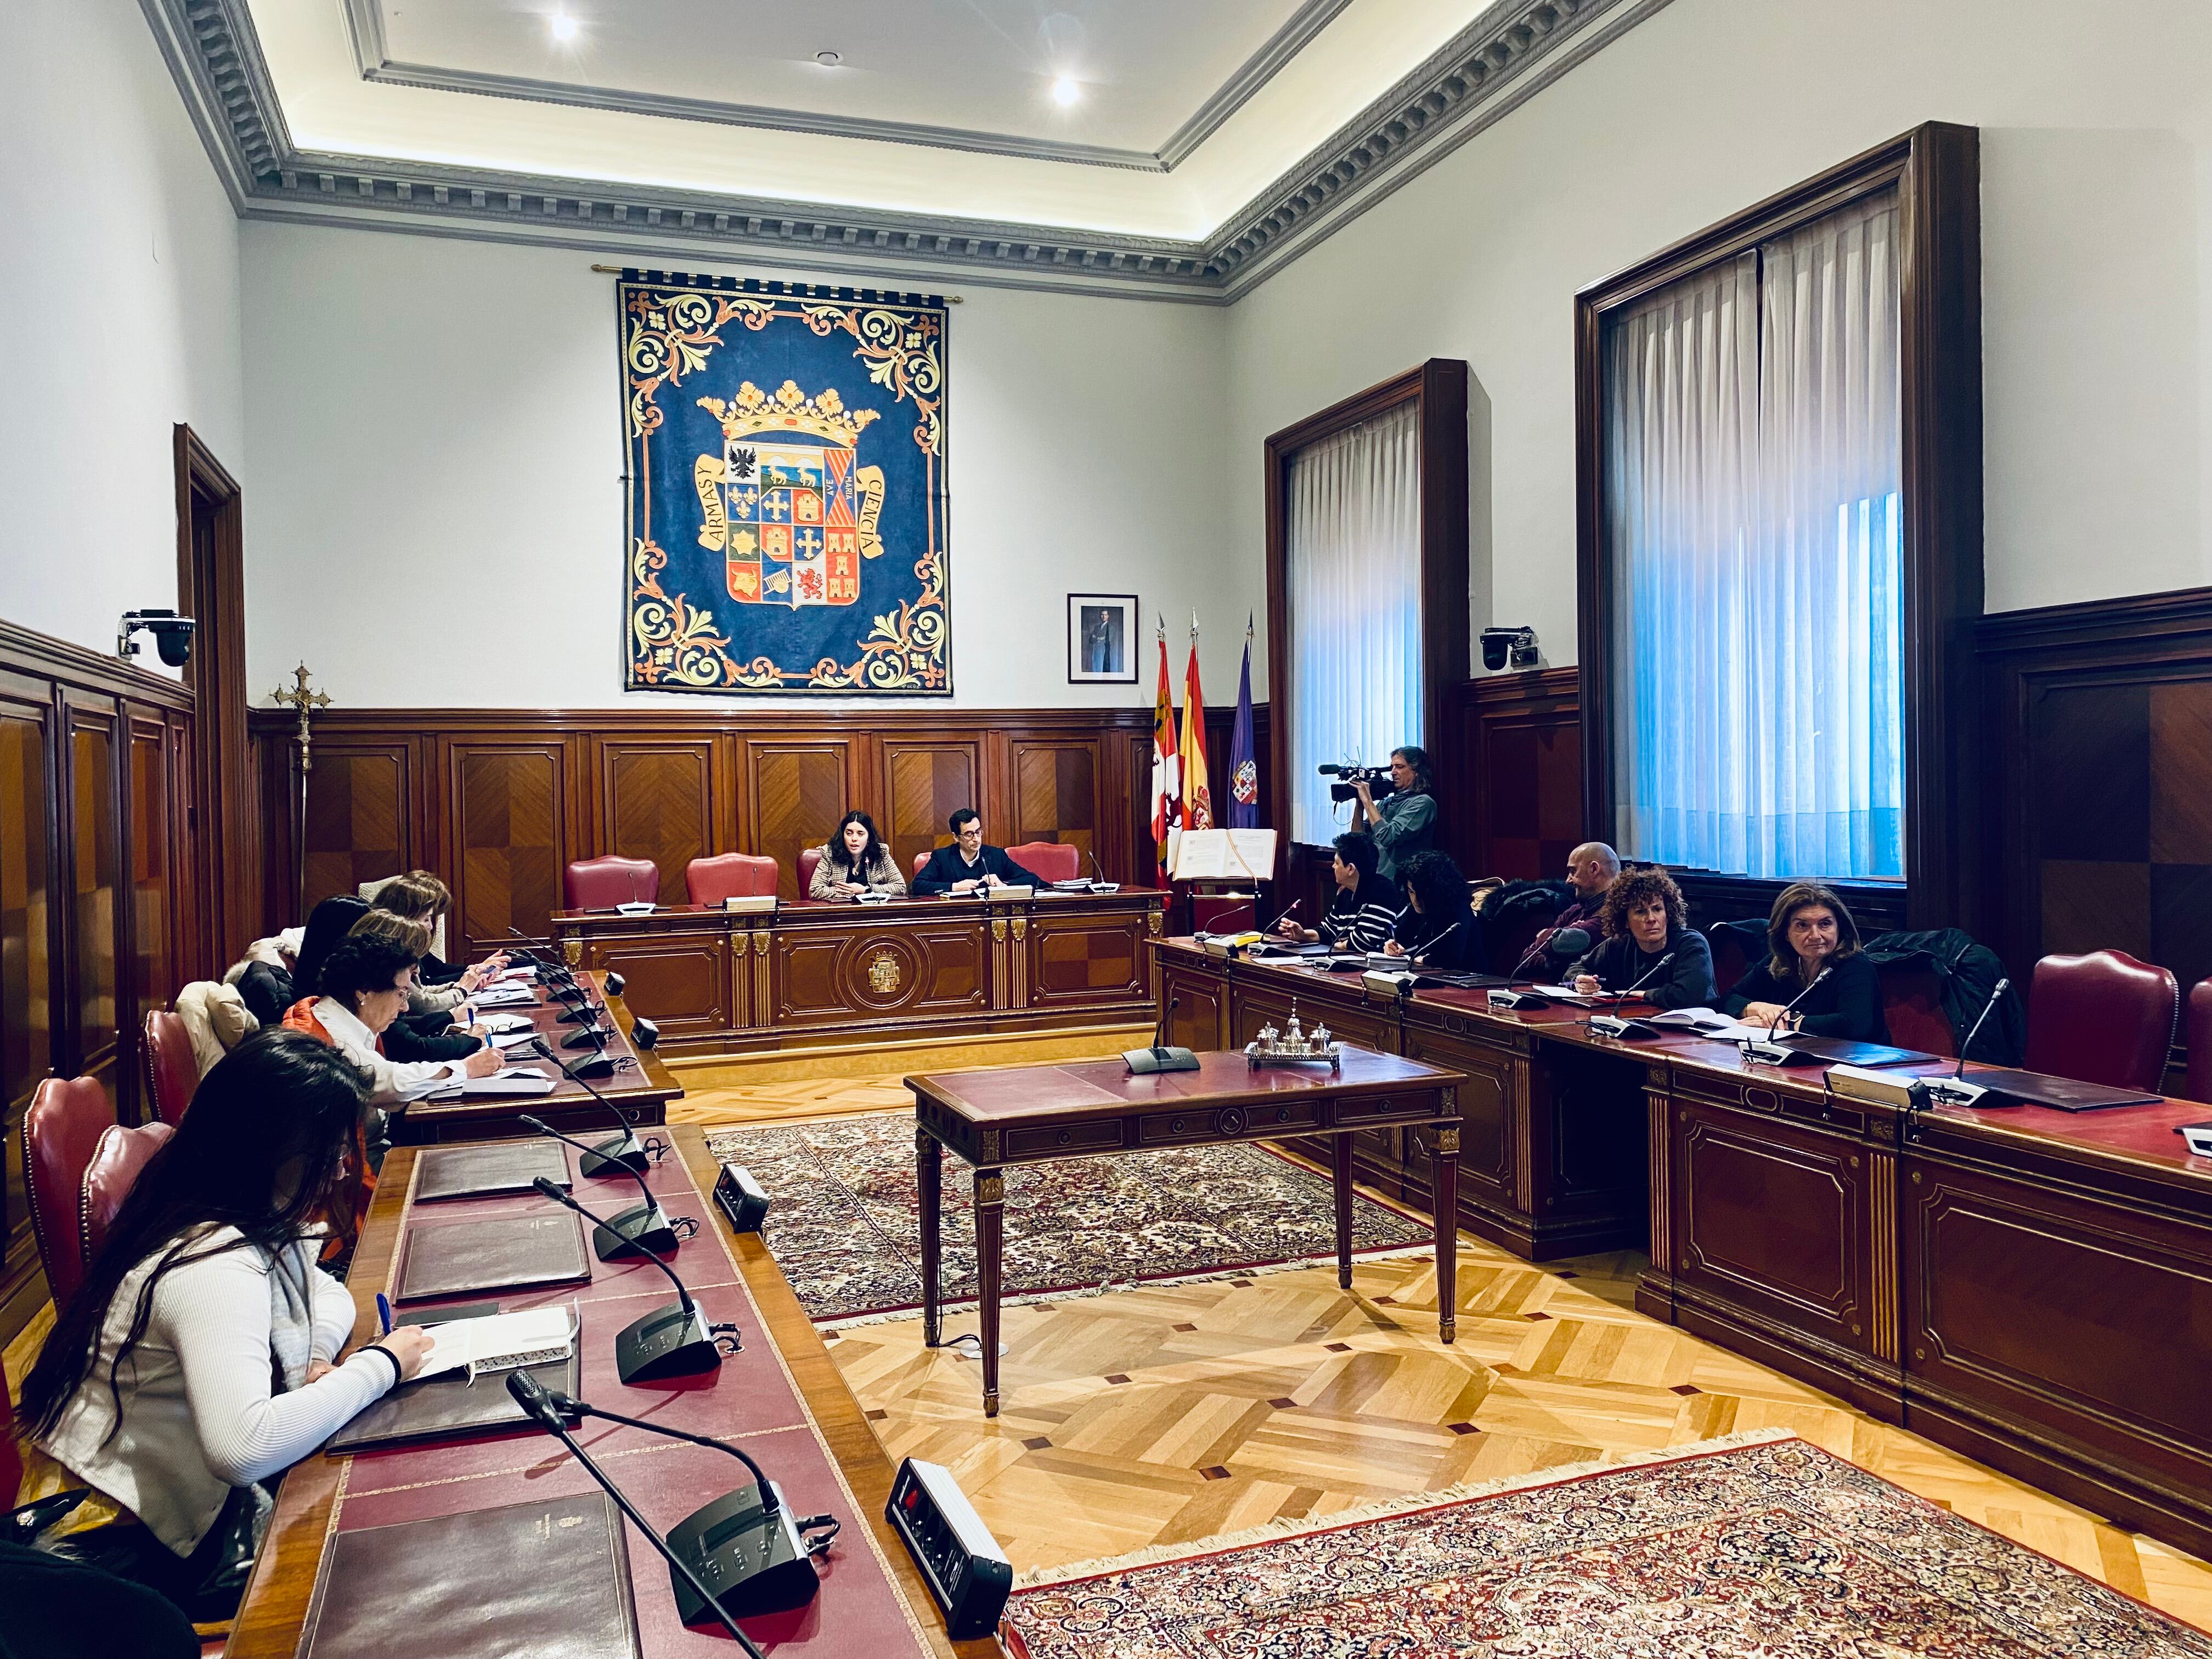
<box><xmin>1721</xmin><ymin>882</ymin><xmax>1888</xmax><ymax>1041</ymax></box>
<box><xmin>1384</xmin><ymin>851</ymin><xmax>1486</xmax><ymax>973</ymax></box>
<box><xmin>1568</xmin><ymin>868</ymin><xmax>1717</xmax><ymax>1011</ymax></box>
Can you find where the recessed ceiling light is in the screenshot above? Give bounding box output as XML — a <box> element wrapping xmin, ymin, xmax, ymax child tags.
<box><xmin>548</xmin><ymin>12</ymin><xmax>579</xmax><ymax>42</ymax></box>
<box><xmin>1051</xmin><ymin>76</ymin><xmax>1080</xmax><ymax>106</ymax></box>
<box><xmin>816</xmin><ymin>49</ymin><xmax>841</xmax><ymax>66</ymax></box>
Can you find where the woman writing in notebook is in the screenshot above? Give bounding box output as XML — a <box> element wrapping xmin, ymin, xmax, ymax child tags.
<box><xmin>18</xmin><ymin>1031</ymin><xmax>433</xmax><ymax>1620</ymax></box>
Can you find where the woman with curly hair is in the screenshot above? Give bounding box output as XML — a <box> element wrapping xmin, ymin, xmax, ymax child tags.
<box><xmin>1568</xmin><ymin>867</ymin><xmax>1717</xmax><ymax>1010</ymax></box>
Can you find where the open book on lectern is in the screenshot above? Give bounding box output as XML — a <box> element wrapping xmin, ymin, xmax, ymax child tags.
<box><xmin>1170</xmin><ymin>828</ymin><xmax>1278</xmax><ymax>883</ymax></box>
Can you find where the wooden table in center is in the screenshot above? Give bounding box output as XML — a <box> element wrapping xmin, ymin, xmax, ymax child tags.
<box><xmin>906</xmin><ymin>1046</ymin><xmax>1469</xmax><ymax>1417</ymax></box>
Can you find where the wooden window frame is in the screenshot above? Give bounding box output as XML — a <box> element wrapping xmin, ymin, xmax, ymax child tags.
<box><xmin>1573</xmin><ymin>122</ymin><xmax>1982</xmax><ymax>929</ymax></box>
<box><xmin>1263</xmin><ymin>359</ymin><xmax>1470</xmax><ymax>847</ymax></box>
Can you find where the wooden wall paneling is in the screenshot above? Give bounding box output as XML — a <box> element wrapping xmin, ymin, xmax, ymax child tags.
<box><xmin>879</xmin><ymin>737</ymin><xmax>979</xmax><ymax>877</ymax></box>
<box><xmin>746</xmin><ymin>739</ymin><xmax>858</xmax><ymax>899</ymax></box>
<box><xmin>1008</xmin><ymin>737</ymin><xmax>1100</xmax><ymax>866</ymax></box>
<box><xmin>0</xmin><ymin>676</ymin><xmax>56</xmax><ymax>1333</ymax></box>
<box><xmin>1025</xmin><ymin>907</ymin><xmax>1147</xmax><ymax>1008</ymax></box>
<box><xmin>296</xmin><ymin>742</ymin><xmax>415</xmax><ymax>917</ymax></box>
<box><xmin>598</xmin><ymin>738</ymin><xmax>718</xmax><ymax>904</ymax></box>
<box><xmin>444</xmin><ymin>739</ymin><xmax>569</xmax><ymax>953</ymax></box>
<box><xmin>1460</xmin><ymin>668</ymin><xmax>1581</xmax><ymax>881</ymax></box>
<box><xmin>64</xmin><ymin>698</ymin><xmax>122</xmax><ymax>1102</ymax></box>
<box><xmin>166</xmin><ymin>715</ymin><xmax>201</xmax><ymax>991</ymax></box>
<box><xmin>1976</xmin><ymin>586</ymin><xmax>2212</xmax><ymax>986</ymax></box>
<box><xmin>127</xmin><ymin>714</ymin><xmax>174</xmax><ymax>1041</ymax></box>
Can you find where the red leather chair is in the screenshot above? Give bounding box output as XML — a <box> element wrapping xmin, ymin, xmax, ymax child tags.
<box><xmin>2186</xmin><ymin>978</ymin><xmax>2212</xmax><ymax>1105</ymax></box>
<box><xmin>912</xmin><ymin>850</ymin><xmax>934</xmax><ymax>879</ymax></box>
<box><xmin>142</xmin><ymin>1008</ymin><xmax>199</xmax><ymax>1127</ymax></box>
<box><xmin>796</xmin><ymin>848</ymin><xmax>824</xmax><ymax>896</ymax></box>
<box><xmin>23</xmin><ymin>1076</ymin><xmax>116</xmax><ymax>1310</ymax></box>
<box><xmin>81</xmin><ymin>1122</ymin><xmax>172</xmax><ymax>1272</ymax></box>
<box><xmin>563</xmin><ymin>855</ymin><xmax>659</xmax><ymax>911</ymax></box>
<box><xmin>0</xmin><ymin>1348</ymin><xmax>19</xmax><ymax>1508</ymax></box>
<box><xmin>2023</xmin><ymin>950</ymin><xmax>2178</xmax><ymax>1093</ymax></box>
<box><xmin>1008</xmin><ymin>841</ymin><xmax>1081</xmax><ymax>883</ymax></box>
<box><xmin>686</xmin><ymin>853</ymin><xmax>778</xmax><ymax>905</ymax></box>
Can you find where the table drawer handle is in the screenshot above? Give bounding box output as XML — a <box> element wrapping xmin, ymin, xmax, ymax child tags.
<box><xmin>1745</xmin><ymin>1086</ymin><xmax>1779</xmax><ymax>1113</ymax></box>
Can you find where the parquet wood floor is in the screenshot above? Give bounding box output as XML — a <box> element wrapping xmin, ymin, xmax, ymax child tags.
<box><xmin>698</xmin><ymin>1070</ymin><xmax>2212</xmax><ymax>1632</ymax></box>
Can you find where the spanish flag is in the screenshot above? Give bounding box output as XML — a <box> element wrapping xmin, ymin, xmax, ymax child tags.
<box><xmin>1149</xmin><ymin>628</ymin><xmax>1178</xmax><ymax>875</ymax></box>
<box><xmin>1180</xmin><ymin>620</ymin><xmax>1213</xmax><ymax>833</ymax></box>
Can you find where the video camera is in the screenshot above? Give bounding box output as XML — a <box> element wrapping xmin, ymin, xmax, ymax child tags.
<box><xmin>1317</xmin><ymin>763</ymin><xmax>1394</xmax><ymax>805</ymax></box>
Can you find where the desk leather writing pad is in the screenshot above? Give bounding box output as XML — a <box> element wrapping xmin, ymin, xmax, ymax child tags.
<box><xmin>327</xmin><ymin>1350</ymin><xmax>581</xmax><ymax>1454</ymax></box>
<box><xmin>1952</xmin><ymin>1067</ymin><xmax>2163</xmax><ymax>1111</ymax></box>
<box><xmin>415</xmin><ymin>1139</ymin><xmax>573</xmax><ymax>1201</ymax></box>
<box><xmin>394</xmin><ymin>1210</ymin><xmax>590</xmax><ymax>1301</ymax></box>
<box><xmin>299</xmin><ymin>1489</ymin><xmax>640</xmax><ymax>1659</ymax></box>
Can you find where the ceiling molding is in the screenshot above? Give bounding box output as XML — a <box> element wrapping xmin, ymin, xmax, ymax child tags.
<box><xmin>144</xmin><ymin>0</ymin><xmax>1668</xmax><ymax>303</ymax></box>
<box><xmin>338</xmin><ymin>0</ymin><xmax>1355</xmax><ymax>174</ymax></box>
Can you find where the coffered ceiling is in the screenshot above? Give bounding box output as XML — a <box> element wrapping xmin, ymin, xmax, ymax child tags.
<box><xmin>145</xmin><ymin>0</ymin><xmax>1674</xmax><ymax>300</ymax></box>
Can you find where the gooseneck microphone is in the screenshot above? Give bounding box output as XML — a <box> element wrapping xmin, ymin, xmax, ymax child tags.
<box><xmin>1488</xmin><ymin>928</ymin><xmax>1593</xmax><ymax>1010</ymax></box>
<box><xmin>1586</xmin><ymin>949</ymin><xmax>1675</xmax><ymax>1039</ymax></box>
<box><xmin>1741</xmin><ymin>968</ymin><xmax>1830</xmax><ymax>1064</ymax></box>
<box><xmin>520</xmin><ymin>1114</ymin><xmax>686</xmax><ymax>1262</ymax></box>
<box><xmin>1918</xmin><ymin>977</ymin><xmax>2012</xmax><ymax>1107</ymax></box>
<box><xmin>531</xmin><ymin>1177</ymin><xmax>731</xmax><ymax>1384</ymax></box>
<box><xmin>526</xmin><ymin>1036</ymin><xmax>649</xmax><ymax>1171</ymax></box>
<box><xmin>506</xmin><ymin>1373</ymin><xmax>770</xmax><ymax>1657</ymax></box>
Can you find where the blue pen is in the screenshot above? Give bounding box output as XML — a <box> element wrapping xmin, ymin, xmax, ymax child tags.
<box><xmin>375</xmin><ymin>1292</ymin><xmax>394</xmax><ymax>1335</ymax></box>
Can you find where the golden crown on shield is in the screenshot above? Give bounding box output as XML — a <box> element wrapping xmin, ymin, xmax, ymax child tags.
<box><xmin>697</xmin><ymin>380</ymin><xmax>879</xmax><ymax>446</ymax></box>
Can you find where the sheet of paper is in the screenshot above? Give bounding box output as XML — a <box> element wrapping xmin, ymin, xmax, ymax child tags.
<box><xmin>488</xmin><ymin>1030</ymin><xmax>539</xmax><ymax>1050</ymax></box>
<box><xmin>476</xmin><ymin>1012</ymin><xmax>532</xmax><ymax>1034</ymax></box>
<box><xmin>415</xmin><ymin>1305</ymin><xmax>577</xmax><ymax>1383</ymax></box>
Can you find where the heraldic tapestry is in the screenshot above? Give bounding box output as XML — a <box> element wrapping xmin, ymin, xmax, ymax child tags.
<box><xmin>620</xmin><ymin>272</ymin><xmax>950</xmax><ymax>694</ymax></box>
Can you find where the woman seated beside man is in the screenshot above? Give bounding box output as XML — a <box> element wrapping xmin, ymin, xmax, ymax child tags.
<box><xmin>1382</xmin><ymin>851</ymin><xmax>1486</xmax><ymax>972</ymax></box>
<box><xmin>808</xmin><ymin>810</ymin><xmax>908</xmax><ymax>900</ymax></box>
<box><xmin>1722</xmin><ymin>881</ymin><xmax>1889</xmax><ymax>1041</ymax></box>
<box><xmin>18</xmin><ymin>1032</ymin><xmax>435</xmax><ymax>1622</ymax></box>
<box><xmin>1567</xmin><ymin>867</ymin><xmax>1717</xmax><ymax>1009</ymax></box>
<box><xmin>1271</xmin><ymin>832</ymin><xmax>1401</xmax><ymax>952</ymax></box>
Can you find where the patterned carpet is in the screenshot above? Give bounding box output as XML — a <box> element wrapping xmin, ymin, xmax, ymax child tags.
<box><xmin>1001</xmin><ymin>1432</ymin><xmax>2212</xmax><ymax>1659</ymax></box>
<box><xmin>704</xmin><ymin>1111</ymin><xmax>1432</xmax><ymax>1325</ymax></box>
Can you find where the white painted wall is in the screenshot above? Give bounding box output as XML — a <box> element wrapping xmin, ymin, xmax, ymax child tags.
<box><xmin>0</xmin><ymin>0</ymin><xmax>245</xmax><ymax>669</ymax></box>
<box><xmin>240</xmin><ymin>224</ymin><xmax>1243</xmax><ymax>710</ymax></box>
<box><xmin>1223</xmin><ymin>0</ymin><xmax>2212</xmax><ymax>670</ymax></box>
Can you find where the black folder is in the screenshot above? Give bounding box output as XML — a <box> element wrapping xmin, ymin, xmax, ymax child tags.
<box><xmin>1946</xmin><ymin>1067</ymin><xmax>2163</xmax><ymax>1111</ymax></box>
<box><xmin>327</xmin><ymin>1350</ymin><xmax>582</xmax><ymax>1454</ymax></box>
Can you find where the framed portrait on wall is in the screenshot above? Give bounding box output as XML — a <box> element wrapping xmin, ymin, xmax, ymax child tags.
<box><xmin>1068</xmin><ymin>594</ymin><xmax>1138</xmax><ymax>684</ymax></box>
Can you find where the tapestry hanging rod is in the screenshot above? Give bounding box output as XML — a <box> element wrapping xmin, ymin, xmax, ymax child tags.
<box><xmin>591</xmin><ymin>264</ymin><xmax>961</xmax><ymax>302</ymax></box>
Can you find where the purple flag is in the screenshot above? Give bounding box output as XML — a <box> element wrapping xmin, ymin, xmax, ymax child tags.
<box><xmin>1228</xmin><ymin>619</ymin><xmax>1259</xmax><ymax>828</ymax></box>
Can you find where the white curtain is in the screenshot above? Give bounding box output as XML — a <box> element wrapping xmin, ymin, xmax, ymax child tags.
<box><xmin>1606</xmin><ymin>189</ymin><xmax>1903</xmax><ymax>879</ymax></box>
<box><xmin>1284</xmin><ymin>401</ymin><xmax>1423</xmax><ymax>847</ymax></box>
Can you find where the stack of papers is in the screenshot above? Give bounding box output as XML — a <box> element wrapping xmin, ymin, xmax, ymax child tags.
<box><xmin>470</xmin><ymin>984</ymin><xmax>537</xmax><ymax>1008</ymax></box>
<box><xmin>416</xmin><ymin>1304</ymin><xmax>578</xmax><ymax>1384</ymax></box>
<box><xmin>428</xmin><ymin>1065</ymin><xmax>558</xmax><ymax>1099</ymax></box>
<box><xmin>1641</xmin><ymin>1007</ymin><xmax>1772</xmax><ymax>1040</ymax></box>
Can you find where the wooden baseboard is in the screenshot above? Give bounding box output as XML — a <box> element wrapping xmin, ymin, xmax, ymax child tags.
<box><xmin>663</xmin><ymin>1022</ymin><xmax>1153</xmax><ymax>1089</ymax></box>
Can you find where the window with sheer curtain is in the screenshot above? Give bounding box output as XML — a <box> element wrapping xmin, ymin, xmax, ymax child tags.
<box><xmin>1284</xmin><ymin>401</ymin><xmax>1423</xmax><ymax>847</ymax></box>
<box><xmin>1603</xmin><ymin>189</ymin><xmax>1904</xmax><ymax>881</ymax></box>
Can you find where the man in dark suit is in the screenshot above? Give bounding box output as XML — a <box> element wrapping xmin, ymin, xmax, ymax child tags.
<box><xmin>912</xmin><ymin>808</ymin><xmax>1046</xmax><ymax>896</ymax></box>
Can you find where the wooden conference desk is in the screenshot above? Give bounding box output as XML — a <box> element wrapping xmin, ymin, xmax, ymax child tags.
<box><xmin>394</xmin><ymin>970</ymin><xmax>682</xmax><ymax>1146</ymax></box>
<box><xmin>228</xmin><ymin>1127</ymin><xmax>985</xmax><ymax>1659</ymax></box>
<box><xmin>553</xmin><ymin>887</ymin><xmax>1167</xmax><ymax>1058</ymax></box>
<box><xmin>1155</xmin><ymin>938</ymin><xmax>2212</xmax><ymax>1562</ymax></box>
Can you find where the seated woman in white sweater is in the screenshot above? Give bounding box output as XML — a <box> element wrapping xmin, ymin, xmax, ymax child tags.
<box><xmin>18</xmin><ymin>1029</ymin><xmax>434</xmax><ymax>1619</ymax></box>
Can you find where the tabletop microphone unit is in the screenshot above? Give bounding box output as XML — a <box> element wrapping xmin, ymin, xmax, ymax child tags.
<box><xmin>505</xmin><ymin>1375</ymin><xmax>774</xmax><ymax>1658</ymax></box>
<box><xmin>1588</xmin><ymin>951</ymin><xmax>1677</xmax><ymax>1040</ymax></box>
<box><xmin>520</xmin><ymin>1114</ymin><xmax>687</xmax><ymax>1261</ymax></box>
<box><xmin>1915</xmin><ymin>977</ymin><xmax>2014</xmax><ymax>1108</ymax></box>
<box><xmin>885</xmin><ymin>1458</ymin><xmax>1012</xmax><ymax>1640</ymax></box>
<box><xmin>527</xmin><ymin>1037</ymin><xmax>659</xmax><ymax>1171</ymax></box>
<box><xmin>1740</xmin><ymin>973</ymin><xmax>1829</xmax><ymax>1066</ymax></box>
<box><xmin>1488</xmin><ymin>929</ymin><xmax>1590</xmax><ymax>1009</ymax></box>
<box><xmin>531</xmin><ymin>1177</ymin><xmax>731</xmax><ymax>1383</ymax></box>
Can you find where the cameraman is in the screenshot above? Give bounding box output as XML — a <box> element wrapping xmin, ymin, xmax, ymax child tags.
<box><xmin>1350</xmin><ymin>746</ymin><xmax>1437</xmax><ymax>883</ymax></box>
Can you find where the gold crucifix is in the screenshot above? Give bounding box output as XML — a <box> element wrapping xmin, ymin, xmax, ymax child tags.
<box><xmin>269</xmin><ymin>662</ymin><xmax>332</xmax><ymax>771</ymax></box>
